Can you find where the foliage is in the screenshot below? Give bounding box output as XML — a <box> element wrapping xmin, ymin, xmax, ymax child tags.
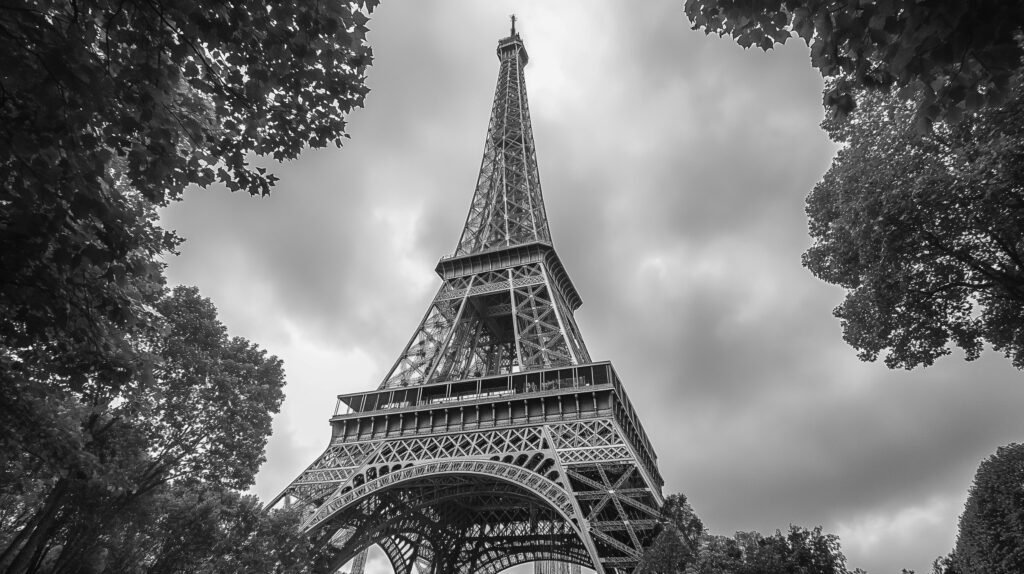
<box><xmin>0</xmin><ymin>479</ymin><xmax>336</xmax><ymax>573</ymax></box>
<box><xmin>953</xmin><ymin>443</ymin><xmax>1024</xmax><ymax>574</ymax></box>
<box><xmin>0</xmin><ymin>0</ymin><xmax>375</xmax><ymax>467</ymax></box>
<box><xmin>803</xmin><ymin>74</ymin><xmax>1024</xmax><ymax>369</ymax></box>
<box><xmin>637</xmin><ymin>493</ymin><xmax>704</xmax><ymax>574</ymax></box>
<box><xmin>100</xmin><ymin>481</ymin><xmax>338</xmax><ymax>574</ymax></box>
<box><xmin>1</xmin><ymin>2</ymin><xmax>375</xmax><ymax>570</ymax></box>
<box><xmin>689</xmin><ymin>527</ymin><xmax>852</xmax><ymax>574</ymax></box>
<box><xmin>733</xmin><ymin>526</ymin><xmax>849</xmax><ymax>574</ymax></box>
<box><xmin>683</xmin><ymin>0</ymin><xmax>1024</xmax><ymax>123</ymax></box>
<box><xmin>147</xmin><ymin>286</ymin><xmax>286</xmax><ymax>488</ymax></box>
<box><xmin>930</xmin><ymin>553</ymin><xmax>960</xmax><ymax>574</ymax></box>
<box><xmin>2</xmin><ymin>0</ymin><xmax>375</xmax><ymax>199</ymax></box>
<box><xmin>640</xmin><ymin>528</ymin><xmax>699</xmax><ymax>574</ymax></box>
<box><xmin>692</xmin><ymin>533</ymin><xmax>744</xmax><ymax>573</ymax></box>
<box><xmin>638</xmin><ymin>494</ymin><xmax>856</xmax><ymax>574</ymax></box>
<box><xmin>662</xmin><ymin>493</ymin><xmax>706</xmax><ymax>550</ymax></box>
<box><xmin>0</xmin><ymin>287</ymin><xmax>287</xmax><ymax>573</ymax></box>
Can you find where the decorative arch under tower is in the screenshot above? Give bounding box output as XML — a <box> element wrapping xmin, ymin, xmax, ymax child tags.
<box><xmin>272</xmin><ymin>22</ymin><xmax>665</xmax><ymax>574</ymax></box>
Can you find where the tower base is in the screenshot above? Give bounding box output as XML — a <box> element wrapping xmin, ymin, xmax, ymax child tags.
<box><xmin>272</xmin><ymin>362</ymin><xmax>663</xmax><ymax>574</ymax></box>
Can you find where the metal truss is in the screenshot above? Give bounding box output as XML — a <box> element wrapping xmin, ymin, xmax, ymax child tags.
<box><xmin>275</xmin><ymin>23</ymin><xmax>665</xmax><ymax>574</ymax></box>
<box><xmin>455</xmin><ymin>23</ymin><xmax>550</xmax><ymax>256</ymax></box>
<box><xmin>269</xmin><ymin>442</ymin><xmax>382</xmax><ymax>508</ymax></box>
<box><xmin>378</xmin><ymin>23</ymin><xmax>593</xmax><ymax>391</ymax></box>
<box><xmin>550</xmin><ymin>420</ymin><xmax>635</xmax><ymax>466</ymax></box>
<box><xmin>316</xmin><ymin>470</ymin><xmax>593</xmax><ymax>574</ymax></box>
<box><xmin>381</xmin><ymin>260</ymin><xmax>591</xmax><ymax>389</ymax></box>
<box><xmin>369</xmin><ymin>426</ymin><xmax>549</xmax><ymax>466</ymax></box>
<box><xmin>347</xmin><ymin>548</ymin><xmax>367</xmax><ymax>574</ymax></box>
<box><xmin>564</xmin><ymin>464</ymin><xmax>661</xmax><ymax>569</ymax></box>
<box><xmin>277</xmin><ymin>413</ymin><xmax>661</xmax><ymax>573</ymax></box>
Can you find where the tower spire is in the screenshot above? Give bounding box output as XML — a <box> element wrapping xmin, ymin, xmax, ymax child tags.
<box><xmin>454</xmin><ymin>21</ymin><xmax>548</xmax><ymax>256</ymax></box>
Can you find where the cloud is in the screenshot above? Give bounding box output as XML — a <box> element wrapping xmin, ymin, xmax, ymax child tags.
<box><xmin>836</xmin><ymin>496</ymin><xmax>963</xmax><ymax>571</ymax></box>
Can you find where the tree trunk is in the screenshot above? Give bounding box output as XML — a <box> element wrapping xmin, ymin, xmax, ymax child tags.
<box><xmin>0</xmin><ymin>478</ymin><xmax>69</xmax><ymax>574</ymax></box>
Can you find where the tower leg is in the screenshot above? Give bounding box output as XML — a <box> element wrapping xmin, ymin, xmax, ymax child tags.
<box><xmin>348</xmin><ymin>547</ymin><xmax>368</xmax><ymax>574</ymax></box>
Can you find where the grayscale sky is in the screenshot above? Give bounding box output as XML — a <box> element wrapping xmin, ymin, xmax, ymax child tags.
<box><xmin>161</xmin><ymin>2</ymin><xmax>1024</xmax><ymax>573</ymax></box>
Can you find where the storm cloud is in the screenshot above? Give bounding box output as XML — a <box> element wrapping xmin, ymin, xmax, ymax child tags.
<box><xmin>161</xmin><ymin>2</ymin><xmax>1024</xmax><ymax>573</ymax></box>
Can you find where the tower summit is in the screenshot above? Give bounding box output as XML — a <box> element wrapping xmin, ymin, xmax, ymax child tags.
<box><xmin>455</xmin><ymin>15</ymin><xmax>546</xmax><ymax>256</ymax></box>
<box><xmin>274</xmin><ymin>25</ymin><xmax>665</xmax><ymax>574</ymax></box>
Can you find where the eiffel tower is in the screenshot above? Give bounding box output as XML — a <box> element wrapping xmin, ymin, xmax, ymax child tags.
<box><xmin>272</xmin><ymin>19</ymin><xmax>664</xmax><ymax>574</ymax></box>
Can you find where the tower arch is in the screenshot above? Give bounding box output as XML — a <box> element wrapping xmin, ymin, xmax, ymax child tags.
<box><xmin>307</xmin><ymin>461</ymin><xmax>594</xmax><ymax>574</ymax></box>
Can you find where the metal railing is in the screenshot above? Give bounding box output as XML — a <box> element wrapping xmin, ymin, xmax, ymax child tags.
<box><xmin>334</xmin><ymin>362</ymin><xmax>614</xmax><ymax>417</ymax></box>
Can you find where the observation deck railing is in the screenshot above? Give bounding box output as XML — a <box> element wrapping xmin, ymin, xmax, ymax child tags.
<box><xmin>331</xmin><ymin>362</ymin><xmax>661</xmax><ymax>486</ymax></box>
<box><xmin>334</xmin><ymin>362</ymin><xmax>613</xmax><ymax>416</ymax></box>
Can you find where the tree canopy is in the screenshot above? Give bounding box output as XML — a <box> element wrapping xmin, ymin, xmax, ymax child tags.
<box><xmin>99</xmin><ymin>481</ymin><xmax>338</xmax><ymax>574</ymax></box>
<box><xmin>690</xmin><ymin>527</ymin><xmax>853</xmax><ymax>574</ymax></box>
<box><xmin>803</xmin><ymin>74</ymin><xmax>1024</xmax><ymax>369</ymax></box>
<box><xmin>951</xmin><ymin>443</ymin><xmax>1024</xmax><ymax>574</ymax></box>
<box><xmin>683</xmin><ymin>0</ymin><xmax>1024</xmax><ymax>123</ymax></box>
<box><xmin>1</xmin><ymin>2</ymin><xmax>376</xmax><ymax>569</ymax></box>
<box><xmin>637</xmin><ymin>494</ymin><xmax>704</xmax><ymax>574</ymax></box>
<box><xmin>637</xmin><ymin>493</ymin><xmax>859</xmax><ymax>574</ymax></box>
<box><xmin>0</xmin><ymin>287</ymin><xmax>289</xmax><ymax>572</ymax></box>
<box><xmin>1</xmin><ymin>0</ymin><xmax>375</xmax><ymax>437</ymax></box>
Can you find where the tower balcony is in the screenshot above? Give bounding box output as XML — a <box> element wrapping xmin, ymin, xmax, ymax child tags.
<box><xmin>436</xmin><ymin>241</ymin><xmax>582</xmax><ymax>311</ymax></box>
<box><xmin>330</xmin><ymin>361</ymin><xmax>663</xmax><ymax>488</ymax></box>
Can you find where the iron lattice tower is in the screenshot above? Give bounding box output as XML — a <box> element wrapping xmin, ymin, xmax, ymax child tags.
<box><xmin>272</xmin><ymin>22</ymin><xmax>664</xmax><ymax>574</ymax></box>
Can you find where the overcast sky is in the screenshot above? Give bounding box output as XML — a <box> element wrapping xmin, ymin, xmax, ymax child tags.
<box><xmin>160</xmin><ymin>2</ymin><xmax>1024</xmax><ymax>573</ymax></box>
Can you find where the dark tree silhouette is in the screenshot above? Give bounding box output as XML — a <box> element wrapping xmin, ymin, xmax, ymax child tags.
<box><xmin>0</xmin><ymin>288</ymin><xmax>288</xmax><ymax>573</ymax></box>
<box><xmin>683</xmin><ymin>0</ymin><xmax>1024</xmax><ymax>124</ymax></box>
<box><xmin>804</xmin><ymin>76</ymin><xmax>1024</xmax><ymax>369</ymax></box>
<box><xmin>0</xmin><ymin>3</ymin><xmax>376</xmax><ymax>570</ymax></box>
<box><xmin>953</xmin><ymin>443</ymin><xmax>1024</xmax><ymax>574</ymax></box>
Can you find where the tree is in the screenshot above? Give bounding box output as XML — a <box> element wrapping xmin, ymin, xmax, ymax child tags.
<box><xmin>100</xmin><ymin>481</ymin><xmax>339</xmax><ymax>574</ymax></box>
<box><xmin>693</xmin><ymin>534</ymin><xmax>743</xmax><ymax>573</ymax></box>
<box><xmin>0</xmin><ymin>0</ymin><xmax>375</xmax><ymax>470</ymax></box>
<box><xmin>803</xmin><ymin>73</ymin><xmax>1024</xmax><ymax>370</ymax></box>
<box><xmin>737</xmin><ymin>526</ymin><xmax>849</xmax><ymax>574</ymax></box>
<box><xmin>637</xmin><ymin>493</ymin><xmax>704</xmax><ymax>574</ymax></box>
<box><xmin>930</xmin><ymin>553</ymin><xmax>960</xmax><ymax>574</ymax></box>
<box><xmin>0</xmin><ymin>287</ymin><xmax>287</xmax><ymax>573</ymax></box>
<box><xmin>688</xmin><ymin>527</ymin><xmax>855</xmax><ymax>574</ymax></box>
<box><xmin>1</xmin><ymin>3</ymin><xmax>375</xmax><ymax>568</ymax></box>
<box><xmin>953</xmin><ymin>443</ymin><xmax>1024</xmax><ymax>574</ymax></box>
<box><xmin>682</xmin><ymin>0</ymin><xmax>1024</xmax><ymax>123</ymax></box>
<box><xmin>637</xmin><ymin>494</ymin><xmax>858</xmax><ymax>574</ymax></box>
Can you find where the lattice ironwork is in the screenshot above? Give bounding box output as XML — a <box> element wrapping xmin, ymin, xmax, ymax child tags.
<box><xmin>348</xmin><ymin>548</ymin><xmax>367</xmax><ymax>574</ymax></box>
<box><xmin>272</xmin><ymin>442</ymin><xmax>381</xmax><ymax>507</ymax></box>
<box><xmin>455</xmin><ymin>19</ymin><xmax>549</xmax><ymax>256</ymax></box>
<box><xmin>311</xmin><ymin>470</ymin><xmax>592</xmax><ymax>573</ymax></box>
<box><xmin>549</xmin><ymin>420</ymin><xmax>621</xmax><ymax>450</ymax></box>
<box><xmin>276</xmin><ymin>20</ymin><xmax>665</xmax><ymax>574</ymax></box>
<box><xmin>381</xmin><ymin>258</ymin><xmax>590</xmax><ymax>389</ymax></box>
<box><xmin>536</xmin><ymin>561</ymin><xmax>583</xmax><ymax>574</ymax></box>
<box><xmin>382</xmin><ymin>295</ymin><xmax>462</xmax><ymax>388</ymax></box>
<box><xmin>563</xmin><ymin>464</ymin><xmax>661</xmax><ymax>570</ymax></box>
<box><xmin>370</xmin><ymin>426</ymin><xmax>548</xmax><ymax>464</ymax></box>
<box><xmin>378</xmin><ymin>22</ymin><xmax>592</xmax><ymax>391</ymax></box>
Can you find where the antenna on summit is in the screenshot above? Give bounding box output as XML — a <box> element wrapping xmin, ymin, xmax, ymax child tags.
<box><xmin>510</xmin><ymin>14</ymin><xmax>517</xmax><ymax>35</ymax></box>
